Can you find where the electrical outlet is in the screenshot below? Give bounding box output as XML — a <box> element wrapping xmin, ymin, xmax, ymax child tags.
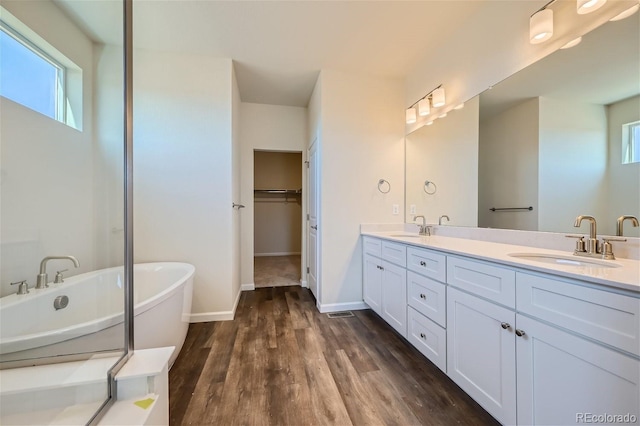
<box><xmin>392</xmin><ymin>204</ymin><xmax>399</xmax><ymax>215</ymax></box>
<box><xmin>410</xmin><ymin>204</ymin><xmax>416</xmax><ymax>215</ymax></box>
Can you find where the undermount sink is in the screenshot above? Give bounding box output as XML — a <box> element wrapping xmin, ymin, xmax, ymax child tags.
<box><xmin>389</xmin><ymin>234</ymin><xmax>422</xmax><ymax>238</ymax></box>
<box><xmin>508</xmin><ymin>253</ymin><xmax>621</xmax><ymax>268</ymax></box>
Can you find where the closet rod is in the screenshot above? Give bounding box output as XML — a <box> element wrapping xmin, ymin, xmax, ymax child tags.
<box><xmin>254</xmin><ymin>189</ymin><xmax>302</xmax><ymax>194</ymax></box>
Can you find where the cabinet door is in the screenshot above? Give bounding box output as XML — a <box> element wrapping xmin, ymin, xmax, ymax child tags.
<box><xmin>381</xmin><ymin>260</ymin><xmax>407</xmax><ymax>338</ymax></box>
<box><xmin>516</xmin><ymin>314</ymin><xmax>640</xmax><ymax>426</ymax></box>
<box><xmin>447</xmin><ymin>287</ymin><xmax>516</xmax><ymax>425</ymax></box>
<box><xmin>363</xmin><ymin>253</ymin><xmax>382</xmax><ymax>315</ymax></box>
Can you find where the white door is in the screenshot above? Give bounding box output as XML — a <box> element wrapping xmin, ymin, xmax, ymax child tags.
<box><xmin>307</xmin><ymin>139</ymin><xmax>319</xmax><ymax>300</ymax></box>
<box><xmin>363</xmin><ymin>253</ymin><xmax>382</xmax><ymax>315</ymax></box>
<box><xmin>381</xmin><ymin>261</ymin><xmax>407</xmax><ymax>337</ymax></box>
<box><xmin>516</xmin><ymin>314</ymin><xmax>640</xmax><ymax>426</ymax></box>
<box><xmin>447</xmin><ymin>287</ymin><xmax>517</xmax><ymax>425</ymax></box>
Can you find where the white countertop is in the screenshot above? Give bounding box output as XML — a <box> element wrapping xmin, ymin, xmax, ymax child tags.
<box><xmin>362</xmin><ymin>231</ymin><xmax>640</xmax><ymax>294</ymax></box>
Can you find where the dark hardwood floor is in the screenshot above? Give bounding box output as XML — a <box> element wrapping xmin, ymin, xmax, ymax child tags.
<box><xmin>169</xmin><ymin>286</ymin><xmax>499</xmax><ymax>425</ymax></box>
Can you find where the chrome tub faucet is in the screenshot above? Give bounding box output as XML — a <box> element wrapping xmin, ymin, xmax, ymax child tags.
<box><xmin>36</xmin><ymin>256</ymin><xmax>80</xmax><ymax>289</ymax></box>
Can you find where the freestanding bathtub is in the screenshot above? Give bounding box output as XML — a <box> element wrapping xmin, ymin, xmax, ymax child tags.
<box><xmin>0</xmin><ymin>262</ymin><xmax>194</xmax><ymax>367</ymax></box>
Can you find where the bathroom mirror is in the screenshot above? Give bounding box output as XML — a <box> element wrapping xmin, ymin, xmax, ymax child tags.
<box><xmin>0</xmin><ymin>0</ymin><xmax>126</xmax><ymax>422</ymax></box>
<box><xmin>406</xmin><ymin>13</ymin><xmax>640</xmax><ymax>236</ymax></box>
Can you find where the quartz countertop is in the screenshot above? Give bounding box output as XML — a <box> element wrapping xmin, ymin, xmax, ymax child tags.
<box><xmin>361</xmin><ymin>231</ymin><xmax>640</xmax><ymax>294</ymax></box>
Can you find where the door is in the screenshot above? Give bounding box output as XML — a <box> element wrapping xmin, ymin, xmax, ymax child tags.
<box><xmin>447</xmin><ymin>287</ymin><xmax>517</xmax><ymax>425</ymax></box>
<box><xmin>516</xmin><ymin>314</ymin><xmax>640</xmax><ymax>426</ymax></box>
<box><xmin>363</xmin><ymin>253</ymin><xmax>382</xmax><ymax>314</ymax></box>
<box><xmin>381</xmin><ymin>260</ymin><xmax>407</xmax><ymax>337</ymax></box>
<box><xmin>307</xmin><ymin>139</ymin><xmax>319</xmax><ymax>300</ymax></box>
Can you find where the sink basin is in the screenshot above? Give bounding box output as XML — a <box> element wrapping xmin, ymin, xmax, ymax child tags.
<box><xmin>389</xmin><ymin>234</ymin><xmax>422</xmax><ymax>238</ymax></box>
<box><xmin>508</xmin><ymin>253</ymin><xmax>621</xmax><ymax>268</ymax></box>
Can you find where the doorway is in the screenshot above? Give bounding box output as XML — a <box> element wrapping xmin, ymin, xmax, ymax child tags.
<box><xmin>253</xmin><ymin>150</ymin><xmax>303</xmax><ymax>288</ymax></box>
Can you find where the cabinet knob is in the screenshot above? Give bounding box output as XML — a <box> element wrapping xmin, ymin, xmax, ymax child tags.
<box><xmin>419</xmin><ymin>260</ymin><xmax>427</xmax><ymax>267</ymax></box>
<box><xmin>419</xmin><ymin>293</ymin><xmax>426</xmax><ymax>299</ymax></box>
<box><xmin>515</xmin><ymin>329</ymin><xmax>526</xmax><ymax>337</ymax></box>
<box><xmin>420</xmin><ymin>333</ymin><xmax>426</xmax><ymax>339</ymax></box>
<box><xmin>379</xmin><ymin>266</ymin><xmax>384</xmax><ymax>271</ymax></box>
<box><xmin>501</xmin><ymin>322</ymin><xmax>511</xmax><ymax>330</ymax></box>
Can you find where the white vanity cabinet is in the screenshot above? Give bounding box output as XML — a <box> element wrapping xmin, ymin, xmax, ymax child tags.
<box><xmin>363</xmin><ymin>253</ymin><xmax>383</xmax><ymax>315</ymax></box>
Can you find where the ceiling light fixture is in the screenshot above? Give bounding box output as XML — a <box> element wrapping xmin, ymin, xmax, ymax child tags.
<box><xmin>561</xmin><ymin>36</ymin><xmax>582</xmax><ymax>49</ymax></box>
<box><xmin>530</xmin><ymin>7</ymin><xmax>554</xmax><ymax>44</ymax></box>
<box><xmin>577</xmin><ymin>0</ymin><xmax>606</xmax><ymax>14</ymax></box>
<box><xmin>405</xmin><ymin>84</ymin><xmax>445</xmax><ymax>124</ymax></box>
<box><xmin>609</xmin><ymin>4</ymin><xmax>639</xmax><ymax>21</ymax></box>
<box><xmin>406</xmin><ymin>107</ymin><xmax>417</xmax><ymax>124</ymax></box>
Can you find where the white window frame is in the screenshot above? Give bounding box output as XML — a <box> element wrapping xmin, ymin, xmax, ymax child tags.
<box><xmin>622</xmin><ymin>120</ymin><xmax>640</xmax><ymax>165</ymax></box>
<box><xmin>0</xmin><ymin>19</ymin><xmax>67</xmax><ymax>122</ymax></box>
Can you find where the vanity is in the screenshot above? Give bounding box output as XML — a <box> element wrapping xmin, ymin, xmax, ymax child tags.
<box><xmin>361</xmin><ymin>230</ymin><xmax>639</xmax><ymax>426</ymax></box>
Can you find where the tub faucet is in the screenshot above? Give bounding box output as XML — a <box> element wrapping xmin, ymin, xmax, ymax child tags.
<box><xmin>36</xmin><ymin>256</ymin><xmax>79</xmax><ymax>289</ymax></box>
<box><xmin>573</xmin><ymin>215</ymin><xmax>599</xmax><ymax>255</ymax></box>
<box><xmin>438</xmin><ymin>215</ymin><xmax>450</xmax><ymax>225</ymax></box>
<box><xmin>616</xmin><ymin>215</ymin><xmax>639</xmax><ymax>236</ymax></box>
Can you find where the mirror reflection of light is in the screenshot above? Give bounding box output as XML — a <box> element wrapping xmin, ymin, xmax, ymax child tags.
<box><xmin>560</xmin><ymin>37</ymin><xmax>582</xmax><ymax>49</ymax></box>
<box><xmin>117</xmin><ymin>274</ymin><xmax>122</xmax><ymax>289</ymax></box>
<box><xmin>610</xmin><ymin>4</ymin><xmax>639</xmax><ymax>21</ymax></box>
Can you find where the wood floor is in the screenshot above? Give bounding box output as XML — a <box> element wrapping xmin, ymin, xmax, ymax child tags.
<box><xmin>169</xmin><ymin>286</ymin><xmax>499</xmax><ymax>426</ymax></box>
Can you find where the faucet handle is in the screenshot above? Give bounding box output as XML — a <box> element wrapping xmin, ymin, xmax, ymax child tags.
<box><xmin>10</xmin><ymin>280</ymin><xmax>29</xmax><ymax>295</ymax></box>
<box><xmin>565</xmin><ymin>234</ymin><xmax>586</xmax><ymax>253</ymax></box>
<box><xmin>601</xmin><ymin>237</ymin><xmax>626</xmax><ymax>260</ymax></box>
<box><xmin>54</xmin><ymin>269</ymin><xmax>68</xmax><ymax>284</ymax></box>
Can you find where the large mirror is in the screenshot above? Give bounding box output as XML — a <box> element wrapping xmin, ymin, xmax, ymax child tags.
<box><xmin>0</xmin><ymin>0</ymin><xmax>125</xmax><ymax>423</ymax></box>
<box><xmin>406</xmin><ymin>12</ymin><xmax>639</xmax><ymax>237</ymax></box>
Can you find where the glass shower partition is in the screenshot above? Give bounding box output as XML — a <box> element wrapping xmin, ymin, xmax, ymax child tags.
<box><xmin>0</xmin><ymin>0</ymin><xmax>130</xmax><ymax>423</ymax></box>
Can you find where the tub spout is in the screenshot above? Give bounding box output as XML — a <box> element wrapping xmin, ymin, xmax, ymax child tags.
<box><xmin>36</xmin><ymin>256</ymin><xmax>80</xmax><ymax>289</ymax></box>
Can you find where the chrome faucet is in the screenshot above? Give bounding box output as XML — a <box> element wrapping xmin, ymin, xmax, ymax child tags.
<box><xmin>573</xmin><ymin>215</ymin><xmax>599</xmax><ymax>255</ymax></box>
<box><xmin>413</xmin><ymin>215</ymin><xmax>430</xmax><ymax>236</ymax></box>
<box><xmin>616</xmin><ymin>215</ymin><xmax>639</xmax><ymax>237</ymax></box>
<box><xmin>36</xmin><ymin>256</ymin><xmax>79</xmax><ymax>289</ymax></box>
<box><xmin>438</xmin><ymin>215</ymin><xmax>450</xmax><ymax>225</ymax></box>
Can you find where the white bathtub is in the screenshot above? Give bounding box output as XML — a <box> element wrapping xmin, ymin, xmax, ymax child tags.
<box><xmin>0</xmin><ymin>262</ymin><xmax>194</xmax><ymax>367</ymax></box>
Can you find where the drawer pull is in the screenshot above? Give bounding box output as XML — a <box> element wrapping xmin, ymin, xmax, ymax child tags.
<box><xmin>420</xmin><ymin>293</ymin><xmax>427</xmax><ymax>300</ymax></box>
<box><xmin>515</xmin><ymin>329</ymin><xmax>526</xmax><ymax>337</ymax></box>
<box><xmin>500</xmin><ymin>322</ymin><xmax>511</xmax><ymax>330</ymax></box>
<box><xmin>420</xmin><ymin>333</ymin><xmax>426</xmax><ymax>339</ymax></box>
<box><xmin>379</xmin><ymin>266</ymin><xmax>384</xmax><ymax>271</ymax></box>
<box><xmin>419</xmin><ymin>260</ymin><xmax>427</xmax><ymax>267</ymax></box>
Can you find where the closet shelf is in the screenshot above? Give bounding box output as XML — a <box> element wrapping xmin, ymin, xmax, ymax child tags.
<box><xmin>254</xmin><ymin>189</ymin><xmax>302</xmax><ymax>195</ymax></box>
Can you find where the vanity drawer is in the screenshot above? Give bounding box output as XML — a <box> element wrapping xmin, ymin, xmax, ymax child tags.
<box><xmin>407</xmin><ymin>306</ymin><xmax>447</xmax><ymax>373</ymax></box>
<box><xmin>407</xmin><ymin>271</ymin><xmax>446</xmax><ymax>327</ymax></box>
<box><xmin>363</xmin><ymin>236</ymin><xmax>382</xmax><ymax>257</ymax></box>
<box><xmin>381</xmin><ymin>241</ymin><xmax>406</xmax><ymax>267</ymax></box>
<box><xmin>516</xmin><ymin>272</ymin><xmax>640</xmax><ymax>356</ymax></box>
<box><xmin>407</xmin><ymin>246</ymin><xmax>446</xmax><ymax>282</ymax></box>
<box><xmin>447</xmin><ymin>256</ymin><xmax>516</xmax><ymax>308</ymax></box>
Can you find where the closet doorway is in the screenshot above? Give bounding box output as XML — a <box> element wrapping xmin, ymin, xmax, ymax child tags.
<box><xmin>253</xmin><ymin>150</ymin><xmax>303</xmax><ymax>288</ymax></box>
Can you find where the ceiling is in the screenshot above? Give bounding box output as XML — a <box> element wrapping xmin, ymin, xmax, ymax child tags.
<box><xmin>53</xmin><ymin>0</ymin><xmax>494</xmax><ymax>107</ymax></box>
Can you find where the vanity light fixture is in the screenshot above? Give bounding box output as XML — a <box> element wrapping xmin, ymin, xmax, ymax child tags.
<box><xmin>438</xmin><ymin>112</ymin><xmax>448</xmax><ymax>118</ymax></box>
<box><xmin>561</xmin><ymin>36</ymin><xmax>582</xmax><ymax>49</ymax></box>
<box><xmin>577</xmin><ymin>0</ymin><xmax>606</xmax><ymax>14</ymax></box>
<box><xmin>530</xmin><ymin>7</ymin><xmax>554</xmax><ymax>44</ymax></box>
<box><xmin>406</xmin><ymin>107</ymin><xmax>417</xmax><ymax>124</ymax></box>
<box><xmin>609</xmin><ymin>3</ymin><xmax>639</xmax><ymax>21</ymax></box>
<box><xmin>454</xmin><ymin>103</ymin><xmax>465</xmax><ymax>110</ymax></box>
<box><xmin>405</xmin><ymin>84</ymin><xmax>445</xmax><ymax>124</ymax></box>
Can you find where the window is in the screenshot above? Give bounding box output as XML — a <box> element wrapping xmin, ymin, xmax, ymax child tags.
<box><xmin>622</xmin><ymin>120</ymin><xmax>640</xmax><ymax>164</ymax></box>
<box><xmin>0</xmin><ymin>20</ymin><xmax>65</xmax><ymax>121</ymax></box>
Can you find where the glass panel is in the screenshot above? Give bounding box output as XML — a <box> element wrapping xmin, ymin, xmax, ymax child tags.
<box><xmin>0</xmin><ymin>1</ymin><xmax>125</xmax><ymax>424</ymax></box>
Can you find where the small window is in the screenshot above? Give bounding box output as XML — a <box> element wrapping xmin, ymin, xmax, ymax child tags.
<box><xmin>622</xmin><ymin>120</ymin><xmax>640</xmax><ymax>164</ymax></box>
<box><xmin>0</xmin><ymin>20</ymin><xmax>65</xmax><ymax>121</ymax></box>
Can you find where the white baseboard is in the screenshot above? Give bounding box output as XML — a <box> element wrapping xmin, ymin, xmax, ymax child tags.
<box><xmin>318</xmin><ymin>301</ymin><xmax>368</xmax><ymax>313</ymax></box>
<box><xmin>300</xmin><ymin>280</ymin><xmax>308</xmax><ymax>288</ymax></box>
<box><xmin>254</xmin><ymin>252</ymin><xmax>301</xmax><ymax>257</ymax></box>
<box><xmin>241</xmin><ymin>283</ymin><xmax>255</xmax><ymax>291</ymax></box>
<box><xmin>188</xmin><ymin>286</ymin><xmax>243</xmax><ymax>322</ymax></box>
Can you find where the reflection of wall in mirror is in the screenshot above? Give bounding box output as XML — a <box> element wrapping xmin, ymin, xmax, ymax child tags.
<box><xmin>405</xmin><ymin>96</ymin><xmax>479</xmax><ymax>226</ymax></box>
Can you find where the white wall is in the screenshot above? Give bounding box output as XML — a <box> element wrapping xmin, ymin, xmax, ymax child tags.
<box><xmin>406</xmin><ymin>96</ymin><xmax>479</xmax><ymax>227</ymax></box>
<box><xmin>316</xmin><ymin>69</ymin><xmax>405</xmax><ymax>309</ymax></box>
<box><xmin>606</xmin><ymin>95</ymin><xmax>640</xmax><ymax>237</ymax></box>
<box><xmin>239</xmin><ymin>103</ymin><xmax>306</xmax><ymax>287</ymax></box>
<box><xmin>478</xmin><ymin>98</ymin><xmax>539</xmax><ymax>230</ymax></box>
<box><xmin>131</xmin><ymin>48</ymin><xmax>237</xmax><ymax>319</ymax></box>
<box><xmin>0</xmin><ymin>0</ymin><xmax>95</xmax><ymax>296</ymax></box>
<box><xmin>538</xmin><ymin>97</ymin><xmax>608</xmax><ymax>233</ymax></box>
